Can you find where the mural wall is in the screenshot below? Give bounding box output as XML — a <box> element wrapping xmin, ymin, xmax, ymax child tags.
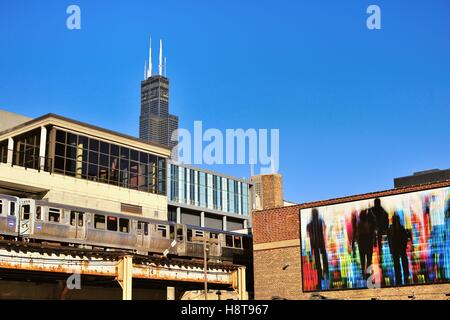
<box><xmin>300</xmin><ymin>187</ymin><xmax>450</xmax><ymax>292</ymax></box>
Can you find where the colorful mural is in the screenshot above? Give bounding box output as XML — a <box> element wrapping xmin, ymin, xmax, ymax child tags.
<box><xmin>300</xmin><ymin>187</ymin><xmax>450</xmax><ymax>292</ymax></box>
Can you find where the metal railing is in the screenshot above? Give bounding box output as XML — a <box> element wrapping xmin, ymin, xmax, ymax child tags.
<box><xmin>7</xmin><ymin>149</ymin><xmax>53</xmax><ymax>173</ymax></box>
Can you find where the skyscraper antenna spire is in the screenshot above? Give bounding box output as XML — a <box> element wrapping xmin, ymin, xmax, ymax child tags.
<box><xmin>148</xmin><ymin>37</ymin><xmax>152</xmax><ymax>79</ymax></box>
<box><xmin>144</xmin><ymin>60</ymin><xmax>147</xmax><ymax>80</ymax></box>
<box><xmin>158</xmin><ymin>39</ymin><xmax>163</xmax><ymax>76</ymax></box>
<box><xmin>164</xmin><ymin>57</ymin><xmax>167</xmax><ymax>77</ymax></box>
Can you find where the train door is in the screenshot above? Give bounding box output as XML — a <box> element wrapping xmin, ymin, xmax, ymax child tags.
<box><xmin>209</xmin><ymin>231</ymin><xmax>221</xmax><ymax>257</ymax></box>
<box><xmin>18</xmin><ymin>199</ymin><xmax>34</xmax><ymax>237</ymax></box>
<box><xmin>136</xmin><ymin>220</ymin><xmax>150</xmax><ymax>250</ymax></box>
<box><xmin>70</xmin><ymin>211</ymin><xmax>86</xmax><ymax>240</ymax></box>
<box><xmin>175</xmin><ymin>224</ymin><xmax>186</xmax><ymax>254</ymax></box>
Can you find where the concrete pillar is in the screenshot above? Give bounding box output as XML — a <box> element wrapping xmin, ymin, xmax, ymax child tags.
<box><xmin>76</xmin><ymin>144</ymin><xmax>83</xmax><ymax>178</ymax></box>
<box><xmin>200</xmin><ymin>211</ymin><xmax>205</xmax><ymax>227</ymax></box>
<box><xmin>6</xmin><ymin>137</ymin><xmax>13</xmax><ymax>165</ymax></box>
<box><xmin>238</xmin><ymin>266</ymin><xmax>247</xmax><ymax>300</ymax></box>
<box><xmin>233</xmin><ymin>266</ymin><xmax>247</xmax><ymax>300</ymax></box>
<box><xmin>176</xmin><ymin>207</ymin><xmax>181</xmax><ymax>224</ymax></box>
<box><xmin>222</xmin><ymin>216</ymin><xmax>227</xmax><ymax>231</ymax></box>
<box><xmin>117</xmin><ymin>255</ymin><xmax>133</xmax><ymax>300</ymax></box>
<box><xmin>167</xmin><ymin>286</ymin><xmax>176</xmax><ymax>300</ymax></box>
<box><xmin>39</xmin><ymin>126</ymin><xmax>47</xmax><ymax>171</ymax></box>
<box><xmin>243</xmin><ymin>219</ymin><xmax>248</xmax><ymax>229</ymax></box>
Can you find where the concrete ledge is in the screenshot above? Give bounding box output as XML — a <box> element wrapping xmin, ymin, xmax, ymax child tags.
<box><xmin>253</xmin><ymin>239</ymin><xmax>300</xmax><ymax>251</ymax></box>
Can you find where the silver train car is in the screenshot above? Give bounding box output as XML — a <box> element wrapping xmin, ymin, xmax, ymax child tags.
<box><xmin>0</xmin><ymin>194</ymin><xmax>249</xmax><ymax>263</ymax></box>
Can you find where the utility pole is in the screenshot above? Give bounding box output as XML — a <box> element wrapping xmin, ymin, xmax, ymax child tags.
<box><xmin>203</xmin><ymin>235</ymin><xmax>208</xmax><ymax>300</ymax></box>
<box><xmin>193</xmin><ymin>235</ymin><xmax>219</xmax><ymax>300</ymax></box>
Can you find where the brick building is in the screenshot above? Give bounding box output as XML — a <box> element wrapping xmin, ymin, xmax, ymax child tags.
<box><xmin>253</xmin><ymin>180</ymin><xmax>450</xmax><ymax>300</ymax></box>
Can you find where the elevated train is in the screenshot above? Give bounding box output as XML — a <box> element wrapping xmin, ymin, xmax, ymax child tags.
<box><xmin>0</xmin><ymin>194</ymin><xmax>251</xmax><ymax>263</ymax></box>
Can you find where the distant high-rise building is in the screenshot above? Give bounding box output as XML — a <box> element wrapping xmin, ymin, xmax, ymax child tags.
<box><xmin>139</xmin><ymin>39</ymin><xmax>179</xmax><ymax>154</ymax></box>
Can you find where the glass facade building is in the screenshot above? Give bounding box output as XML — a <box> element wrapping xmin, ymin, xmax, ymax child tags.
<box><xmin>52</xmin><ymin>129</ymin><xmax>167</xmax><ymax>195</ymax></box>
<box><xmin>168</xmin><ymin>163</ymin><xmax>250</xmax><ymax>216</ymax></box>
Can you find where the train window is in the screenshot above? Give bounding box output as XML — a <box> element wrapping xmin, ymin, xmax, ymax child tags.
<box><xmin>137</xmin><ymin>221</ymin><xmax>149</xmax><ymax>236</ymax></box>
<box><xmin>70</xmin><ymin>211</ymin><xmax>76</xmax><ymax>226</ymax></box>
<box><xmin>0</xmin><ymin>200</ymin><xmax>3</xmax><ymax>215</ymax></box>
<box><xmin>36</xmin><ymin>206</ymin><xmax>42</xmax><ymax>220</ymax></box>
<box><xmin>194</xmin><ymin>230</ymin><xmax>204</xmax><ymax>238</ymax></box>
<box><xmin>210</xmin><ymin>232</ymin><xmax>219</xmax><ymax>239</ymax></box>
<box><xmin>9</xmin><ymin>202</ymin><xmax>15</xmax><ymax>216</ymax></box>
<box><xmin>187</xmin><ymin>229</ymin><xmax>193</xmax><ymax>242</ymax></box>
<box><xmin>177</xmin><ymin>228</ymin><xmax>183</xmax><ymax>241</ymax></box>
<box><xmin>234</xmin><ymin>236</ymin><xmax>242</xmax><ymax>249</ymax></box>
<box><xmin>225</xmin><ymin>235</ymin><xmax>233</xmax><ymax>247</ymax></box>
<box><xmin>21</xmin><ymin>205</ymin><xmax>30</xmax><ymax>220</ymax></box>
<box><xmin>119</xmin><ymin>218</ymin><xmax>129</xmax><ymax>233</ymax></box>
<box><xmin>157</xmin><ymin>224</ymin><xmax>167</xmax><ymax>238</ymax></box>
<box><xmin>107</xmin><ymin>216</ymin><xmax>118</xmax><ymax>231</ymax></box>
<box><xmin>49</xmin><ymin>208</ymin><xmax>61</xmax><ymax>223</ymax></box>
<box><xmin>78</xmin><ymin>213</ymin><xmax>84</xmax><ymax>227</ymax></box>
<box><xmin>94</xmin><ymin>214</ymin><xmax>106</xmax><ymax>230</ymax></box>
<box><xmin>169</xmin><ymin>225</ymin><xmax>175</xmax><ymax>239</ymax></box>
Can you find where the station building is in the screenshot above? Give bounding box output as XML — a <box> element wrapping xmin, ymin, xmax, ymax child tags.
<box><xmin>0</xmin><ymin>111</ymin><xmax>170</xmax><ymax>219</ymax></box>
<box><xmin>167</xmin><ymin>161</ymin><xmax>252</xmax><ymax>232</ymax></box>
<box><xmin>253</xmin><ymin>179</ymin><xmax>450</xmax><ymax>300</ymax></box>
<box><xmin>0</xmin><ymin>110</ymin><xmax>253</xmax><ymax>300</ymax></box>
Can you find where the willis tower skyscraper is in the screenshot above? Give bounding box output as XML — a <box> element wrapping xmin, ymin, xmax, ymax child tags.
<box><xmin>140</xmin><ymin>39</ymin><xmax>178</xmax><ymax>155</ymax></box>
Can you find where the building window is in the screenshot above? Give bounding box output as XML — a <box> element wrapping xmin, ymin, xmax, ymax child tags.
<box><xmin>13</xmin><ymin>129</ymin><xmax>41</xmax><ymax>170</ymax></box>
<box><xmin>51</xmin><ymin>129</ymin><xmax>166</xmax><ymax>195</ymax></box>
<box><xmin>0</xmin><ymin>140</ymin><xmax>8</xmax><ymax>163</ymax></box>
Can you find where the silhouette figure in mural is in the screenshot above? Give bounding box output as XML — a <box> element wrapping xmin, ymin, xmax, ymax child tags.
<box><xmin>370</xmin><ymin>198</ymin><xmax>389</xmax><ymax>266</ymax></box>
<box><xmin>347</xmin><ymin>210</ymin><xmax>359</xmax><ymax>258</ymax></box>
<box><xmin>357</xmin><ymin>208</ymin><xmax>376</xmax><ymax>279</ymax></box>
<box><xmin>307</xmin><ymin>208</ymin><xmax>329</xmax><ymax>289</ymax></box>
<box><xmin>388</xmin><ymin>212</ymin><xmax>410</xmax><ymax>286</ymax></box>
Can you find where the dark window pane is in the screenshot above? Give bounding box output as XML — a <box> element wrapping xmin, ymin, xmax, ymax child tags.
<box><xmin>89</xmin><ymin>139</ymin><xmax>99</xmax><ymax>152</ymax></box>
<box><xmin>99</xmin><ymin>154</ymin><xmax>109</xmax><ymax>167</ymax></box>
<box><xmin>120</xmin><ymin>159</ymin><xmax>129</xmax><ymax>171</ymax></box>
<box><xmin>100</xmin><ymin>141</ymin><xmax>109</xmax><ymax>154</ymax></box>
<box><xmin>55</xmin><ymin>143</ymin><xmax>65</xmax><ymax>157</ymax></box>
<box><xmin>65</xmin><ymin>159</ymin><xmax>76</xmax><ymax>175</ymax></box>
<box><xmin>130</xmin><ymin>149</ymin><xmax>139</xmax><ymax>161</ymax></box>
<box><xmin>54</xmin><ymin>156</ymin><xmax>65</xmax><ymax>171</ymax></box>
<box><xmin>89</xmin><ymin>151</ymin><xmax>98</xmax><ymax>165</ymax></box>
<box><xmin>78</xmin><ymin>135</ymin><xmax>88</xmax><ymax>149</ymax></box>
<box><xmin>139</xmin><ymin>152</ymin><xmax>148</xmax><ymax>164</ymax></box>
<box><xmin>80</xmin><ymin>148</ymin><xmax>88</xmax><ymax>162</ymax></box>
<box><xmin>56</xmin><ymin>130</ymin><xmax>66</xmax><ymax>144</ymax></box>
<box><xmin>67</xmin><ymin>133</ymin><xmax>77</xmax><ymax>146</ymax></box>
<box><xmin>88</xmin><ymin>164</ymin><xmax>98</xmax><ymax>179</ymax></box>
<box><xmin>66</xmin><ymin>145</ymin><xmax>77</xmax><ymax>159</ymax></box>
<box><xmin>120</xmin><ymin>147</ymin><xmax>129</xmax><ymax>159</ymax></box>
<box><xmin>110</xmin><ymin>144</ymin><xmax>119</xmax><ymax>156</ymax></box>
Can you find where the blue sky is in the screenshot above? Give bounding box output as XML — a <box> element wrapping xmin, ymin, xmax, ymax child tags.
<box><xmin>1</xmin><ymin>0</ymin><xmax>449</xmax><ymax>204</ymax></box>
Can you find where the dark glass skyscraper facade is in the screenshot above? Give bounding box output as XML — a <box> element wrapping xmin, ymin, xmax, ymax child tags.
<box><xmin>139</xmin><ymin>75</ymin><xmax>179</xmax><ymax>152</ymax></box>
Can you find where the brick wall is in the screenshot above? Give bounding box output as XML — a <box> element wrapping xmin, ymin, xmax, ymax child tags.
<box><xmin>252</xmin><ymin>205</ymin><xmax>299</xmax><ymax>244</ymax></box>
